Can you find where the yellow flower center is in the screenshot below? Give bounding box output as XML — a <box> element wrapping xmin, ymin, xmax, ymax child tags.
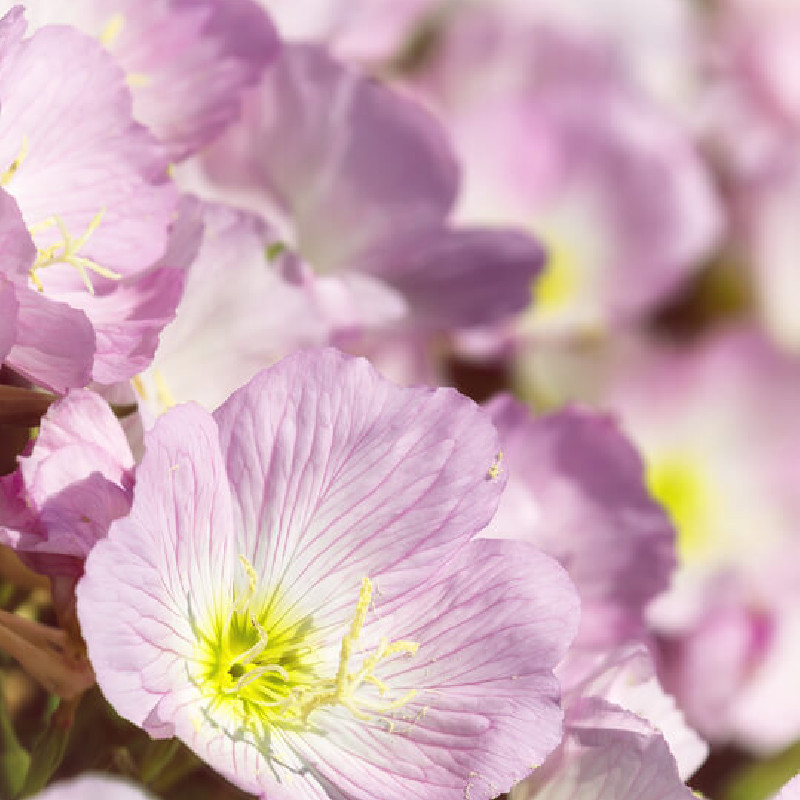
<box><xmin>192</xmin><ymin>559</ymin><xmax>418</xmax><ymax>736</ymax></box>
<box><xmin>647</xmin><ymin>455</ymin><xmax>714</xmax><ymax>565</ymax></box>
<box><xmin>531</xmin><ymin>238</ymin><xmax>579</xmax><ymax>314</ymax></box>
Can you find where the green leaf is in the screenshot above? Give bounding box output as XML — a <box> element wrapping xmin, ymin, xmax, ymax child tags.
<box><xmin>17</xmin><ymin>698</ymin><xmax>75</xmax><ymax>798</ymax></box>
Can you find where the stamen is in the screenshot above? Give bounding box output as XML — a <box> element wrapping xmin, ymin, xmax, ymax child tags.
<box><xmin>234</xmin><ymin>555</ymin><xmax>260</xmax><ymax>614</ymax></box>
<box><xmin>153</xmin><ymin>370</ymin><xmax>176</xmax><ymax>411</ymax></box>
<box><xmin>487</xmin><ymin>452</ymin><xmax>503</xmax><ymax>480</ymax></box>
<box><xmin>29</xmin><ymin>210</ymin><xmax>121</xmax><ymax>295</ymax></box>
<box><xmin>229</xmin><ymin>617</ymin><xmax>270</xmax><ymax>667</ymax></box>
<box><xmin>1</xmin><ymin>137</ymin><xmax>28</xmax><ymax>187</ymax></box>
<box><xmin>291</xmin><ymin>577</ymin><xmax>419</xmax><ymax>724</ymax></box>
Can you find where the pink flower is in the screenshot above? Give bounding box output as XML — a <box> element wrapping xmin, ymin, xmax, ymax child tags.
<box><xmin>480</xmin><ymin>395</ymin><xmax>675</xmax><ymax>651</ymax></box>
<box><xmin>599</xmin><ymin>329</ymin><xmax>800</xmax><ymax>752</ymax></box>
<box><xmin>511</xmin><ymin>645</ymin><xmax>705</xmax><ymax>799</ymax></box>
<box><xmin>0</xmin><ymin>389</ymin><xmax>134</xmax><ymax>579</ymax></box>
<box><xmin>0</xmin><ymin>8</ymin><xmax>185</xmax><ymax>389</ymax></box>
<box><xmin>8</xmin><ymin>0</ymin><xmax>280</xmax><ymax>161</ymax></box>
<box><xmin>134</xmin><ymin>197</ymin><xmax>331</xmax><ymax>413</ymax></box>
<box><xmin>190</xmin><ymin>44</ymin><xmax>544</xmax><ymax>343</ymax></box>
<box><xmin>414</xmin><ymin>6</ymin><xmax>720</xmax><ymax>342</ymax></box>
<box><xmin>78</xmin><ymin>348</ymin><xmax>578</xmax><ymax>800</ymax></box>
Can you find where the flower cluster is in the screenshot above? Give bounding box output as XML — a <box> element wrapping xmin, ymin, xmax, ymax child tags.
<box><xmin>2</xmin><ymin>2</ymin><xmax>800</xmax><ymax>800</ymax></box>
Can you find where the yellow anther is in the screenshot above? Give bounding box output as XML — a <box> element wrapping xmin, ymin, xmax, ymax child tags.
<box><xmin>131</xmin><ymin>374</ymin><xmax>148</xmax><ymax>402</ymax></box>
<box><xmin>153</xmin><ymin>370</ymin><xmax>176</xmax><ymax>411</ymax></box>
<box><xmin>99</xmin><ymin>13</ymin><xmax>125</xmax><ymax>48</ymax></box>
<box><xmin>29</xmin><ymin>210</ymin><xmax>121</xmax><ymax>295</ymax></box>
<box><xmin>487</xmin><ymin>452</ymin><xmax>503</xmax><ymax>480</ymax></box>
<box><xmin>1</xmin><ymin>136</ymin><xmax>28</xmax><ymax>187</ymax></box>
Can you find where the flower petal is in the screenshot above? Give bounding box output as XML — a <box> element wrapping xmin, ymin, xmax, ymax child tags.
<box><xmin>203</xmin><ymin>44</ymin><xmax>459</xmax><ymax>273</ymax></box>
<box><xmin>378</xmin><ymin>228</ymin><xmax>544</xmax><ymax>330</ymax></box>
<box><xmin>5</xmin><ymin>288</ymin><xmax>95</xmax><ymax>392</ymax></box>
<box><xmin>77</xmin><ymin>402</ymin><xmax>235</xmax><ymax>732</ymax></box>
<box><xmin>512</xmin><ymin>699</ymin><xmax>697</xmax><ymax>800</ymax></box>
<box><xmin>213</xmin><ymin>348</ymin><xmax>506</xmax><ymax>628</ymax></box>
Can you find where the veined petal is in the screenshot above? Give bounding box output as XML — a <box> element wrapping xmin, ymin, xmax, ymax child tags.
<box><xmin>511</xmin><ymin>699</ymin><xmax>697</xmax><ymax>800</ymax></box>
<box><xmin>282</xmin><ymin>539</ymin><xmax>578</xmax><ymax>800</ymax></box>
<box><xmin>5</xmin><ymin>288</ymin><xmax>95</xmax><ymax>393</ymax></box>
<box><xmin>77</xmin><ymin>403</ymin><xmax>236</xmax><ymax>732</ymax></box>
<box><xmin>213</xmin><ymin>348</ymin><xmax>506</xmax><ymax>630</ymax></box>
<box><xmin>0</xmin><ymin>8</ymin><xmax>176</xmax><ymax>273</ymax></box>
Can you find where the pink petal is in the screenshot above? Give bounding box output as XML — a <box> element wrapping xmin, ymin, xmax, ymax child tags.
<box><xmin>214</xmin><ymin>348</ymin><xmax>506</xmax><ymax>627</ymax></box>
<box><xmin>483</xmin><ymin>395</ymin><xmax>675</xmax><ymax>649</ymax></box>
<box><xmin>202</xmin><ymin>44</ymin><xmax>459</xmax><ymax>273</ymax></box>
<box><xmin>77</xmin><ymin>403</ymin><xmax>236</xmax><ymax>731</ymax></box>
<box><xmin>513</xmin><ymin>699</ymin><xmax>697</xmax><ymax>800</ymax></box>
<box><xmin>378</xmin><ymin>228</ymin><xmax>544</xmax><ymax>329</ymax></box>
<box><xmin>5</xmin><ymin>288</ymin><xmax>95</xmax><ymax>392</ymax></box>
<box><xmin>284</xmin><ymin>539</ymin><xmax>578</xmax><ymax>800</ymax></box>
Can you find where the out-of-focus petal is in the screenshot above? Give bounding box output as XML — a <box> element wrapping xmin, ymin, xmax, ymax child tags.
<box><xmin>378</xmin><ymin>228</ymin><xmax>544</xmax><ymax>330</ymax></box>
<box><xmin>202</xmin><ymin>44</ymin><xmax>459</xmax><ymax>273</ymax></box>
<box><xmin>482</xmin><ymin>395</ymin><xmax>675</xmax><ymax>649</ymax></box>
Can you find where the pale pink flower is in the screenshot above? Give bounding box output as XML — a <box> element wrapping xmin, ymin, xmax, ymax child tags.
<box><xmin>4</xmin><ymin>0</ymin><xmax>280</xmax><ymax>161</ymax></box>
<box><xmin>0</xmin><ymin>9</ymin><xmax>185</xmax><ymax>388</ymax></box>
<box><xmin>510</xmin><ymin>645</ymin><xmax>704</xmax><ymax>800</ymax></box>
<box><xmin>413</xmin><ymin>6</ymin><xmax>720</xmax><ymax>342</ymax></box>
<box><xmin>0</xmin><ymin>389</ymin><xmax>134</xmax><ymax>580</ymax></box>
<box><xmin>78</xmin><ymin>348</ymin><xmax>579</xmax><ymax>800</ymax></box>
<box><xmin>480</xmin><ymin>395</ymin><xmax>675</xmax><ymax>651</ymax></box>
<box><xmin>599</xmin><ymin>329</ymin><xmax>800</xmax><ymax>752</ymax></box>
<box><xmin>187</xmin><ymin>44</ymin><xmax>544</xmax><ymax>344</ymax></box>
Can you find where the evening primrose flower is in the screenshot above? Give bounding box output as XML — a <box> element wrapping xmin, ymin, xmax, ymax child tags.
<box><xmin>192</xmin><ymin>44</ymin><xmax>544</xmax><ymax>342</ymax></box>
<box><xmin>0</xmin><ymin>389</ymin><xmax>134</xmax><ymax>579</ymax></box>
<box><xmin>601</xmin><ymin>329</ymin><xmax>800</xmax><ymax>752</ymax></box>
<box><xmin>0</xmin><ymin>8</ymin><xmax>185</xmax><ymax>389</ymax></box>
<box><xmin>77</xmin><ymin>348</ymin><xmax>579</xmax><ymax>800</ymax></box>
<box><xmin>480</xmin><ymin>395</ymin><xmax>675</xmax><ymax>651</ymax></box>
<box><xmin>4</xmin><ymin>0</ymin><xmax>279</xmax><ymax>161</ymax></box>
